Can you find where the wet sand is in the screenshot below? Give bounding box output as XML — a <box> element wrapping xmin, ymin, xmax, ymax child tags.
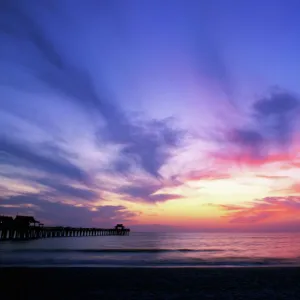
<box><xmin>1</xmin><ymin>267</ymin><xmax>300</xmax><ymax>299</ymax></box>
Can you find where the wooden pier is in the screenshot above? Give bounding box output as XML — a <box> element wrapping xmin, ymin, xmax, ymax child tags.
<box><xmin>0</xmin><ymin>215</ymin><xmax>130</xmax><ymax>241</ymax></box>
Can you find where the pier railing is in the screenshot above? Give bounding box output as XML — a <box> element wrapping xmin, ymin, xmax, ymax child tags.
<box><xmin>0</xmin><ymin>226</ymin><xmax>130</xmax><ymax>241</ymax></box>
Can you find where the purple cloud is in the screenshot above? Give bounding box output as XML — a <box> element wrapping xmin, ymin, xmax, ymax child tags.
<box><xmin>0</xmin><ymin>1</ymin><xmax>185</xmax><ymax>179</ymax></box>
<box><xmin>0</xmin><ymin>193</ymin><xmax>138</xmax><ymax>227</ymax></box>
<box><xmin>213</xmin><ymin>89</ymin><xmax>300</xmax><ymax>165</ymax></box>
<box><xmin>0</xmin><ymin>137</ymin><xmax>89</xmax><ymax>183</ymax></box>
<box><xmin>36</xmin><ymin>178</ymin><xmax>98</xmax><ymax>201</ymax></box>
<box><xmin>117</xmin><ymin>183</ymin><xmax>182</xmax><ymax>203</ymax></box>
<box><xmin>253</xmin><ymin>90</ymin><xmax>300</xmax><ymax>146</ymax></box>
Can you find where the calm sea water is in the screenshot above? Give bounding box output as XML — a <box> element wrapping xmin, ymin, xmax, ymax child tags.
<box><xmin>1</xmin><ymin>232</ymin><xmax>300</xmax><ymax>267</ymax></box>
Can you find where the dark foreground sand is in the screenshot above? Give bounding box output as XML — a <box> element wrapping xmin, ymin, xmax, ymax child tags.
<box><xmin>1</xmin><ymin>267</ymin><xmax>300</xmax><ymax>300</ymax></box>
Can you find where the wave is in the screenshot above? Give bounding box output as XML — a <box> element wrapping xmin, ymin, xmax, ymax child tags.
<box><xmin>1</xmin><ymin>257</ymin><xmax>300</xmax><ymax>267</ymax></box>
<box><xmin>8</xmin><ymin>248</ymin><xmax>224</xmax><ymax>253</ymax></box>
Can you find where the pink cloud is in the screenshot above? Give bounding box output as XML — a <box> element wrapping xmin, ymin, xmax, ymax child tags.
<box><xmin>212</xmin><ymin>151</ymin><xmax>296</xmax><ymax>168</ymax></box>
<box><xmin>229</xmin><ymin>211</ymin><xmax>273</xmax><ymax>223</ymax></box>
<box><xmin>220</xmin><ymin>196</ymin><xmax>300</xmax><ymax>225</ymax></box>
<box><xmin>284</xmin><ymin>183</ymin><xmax>300</xmax><ymax>194</ymax></box>
<box><xmin>255</xmin><ymin>175</ymin><xmax>289</xmax><ymax>179</ymax></box>
<box><xmin>207</xmin><ymin>90</ymin><xmax>300</xmax><ymax>170</ymax></box>
<box><xmin>219</xmin><ymin>204</ymin><xmax>248</xmax><ymax>211</ymax></box>
<box><xmin>183</xmin><ymin>170</ymin><xmax>230</xmax><ymax>182</ymax></box>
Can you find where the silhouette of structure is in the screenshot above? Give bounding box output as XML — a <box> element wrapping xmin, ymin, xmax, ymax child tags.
<box><xmin>0</xmin><ymin>216</ymin><xmax>14</xmax><ymax>226</ymax></box>
<box><xmin>14</xmin><ymin>215</ymin><xmax>41</xmax><ymax>227</ymax></box>
<box><xmin>0</xmin><ymin>215</ymin><xmax>130</xmax><ymax>241</ymax></box>
<box><xmin>115</xmin><ymin>224</ymin><xmax>125</xmax><ymax>230</ymax></box>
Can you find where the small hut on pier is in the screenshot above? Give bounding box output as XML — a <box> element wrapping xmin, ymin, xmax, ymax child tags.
<box><xmin>115</xmin><ymin>224</ymin><xmax>125</xmax><ymax>230</ymax></box>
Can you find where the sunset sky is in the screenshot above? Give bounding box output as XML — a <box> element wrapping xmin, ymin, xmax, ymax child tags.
<box><xmin>1</xmin><ymin>0</ymin><xmax>300</xmax><ymax>231</ymax></box>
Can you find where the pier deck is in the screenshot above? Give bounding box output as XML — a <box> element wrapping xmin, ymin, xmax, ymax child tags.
<box><xmin>0</xmin><ymin>226</ymin><xmax>130</xmax><ymax>241</ymax></box>
<box><xmin>0</xmin><ymin>215</ymin><xmax>130</xmax><ymax>241</ymax></box>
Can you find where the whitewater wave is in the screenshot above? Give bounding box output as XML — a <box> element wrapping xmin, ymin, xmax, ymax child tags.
<box><xmin>8</xmin><ymin>248</ymin><xmax>224</xmax><ymax>253</ymax></box>
<box><xmin>1</xmin><ymin>257</ymin><xmax>300</xmax><ymax>267</ymax></box>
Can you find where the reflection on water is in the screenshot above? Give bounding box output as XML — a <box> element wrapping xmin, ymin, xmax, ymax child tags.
<box><xmin>1</xmin><ymin>232</ymin><xmax>300</xmax><ymax>267</ymax></box>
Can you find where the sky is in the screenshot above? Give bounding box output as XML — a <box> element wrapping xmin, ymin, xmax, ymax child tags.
<box><xmin>1</xmin><ymin>0</ymin><xmax>300</xmax><ymax>232</ymax></box>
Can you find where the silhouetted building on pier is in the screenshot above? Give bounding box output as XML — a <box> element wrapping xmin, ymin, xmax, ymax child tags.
<box><xmin>0</xmin><ymin>216</ymin><xmax>14</xmax><ymax>227</ymax></box>
<box><xmin>14</xmin><ymin>215</ymin><xmax>41</xmax><ymax>228</ymax></box>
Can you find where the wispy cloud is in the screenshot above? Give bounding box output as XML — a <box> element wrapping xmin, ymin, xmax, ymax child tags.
<box><xmin>255</xmin><ymin>175</ymin><xmax>289</xmax><ymax>180</ymax></box>
<box><xmin>183</xmin><ymin>170</ymin><xmax>230</xmax><ymax>182</ymax></box>
<box><xmin>0</xmin><ymin>193</ymin><xmax>138</xmax><ymax>226</ymax></box>
<box><xmin>281</xmin><ymin>183</ymin><xmax>300</xmax><ymax>194</ymax></box>
<box><xmin>1</xmin><ymin>1</ymin><xmax>300</xmax><ymax>231</ymax></box>
<box><xmin>219</xmin><ymin>196</ymin><xmax>300</xmax><ymax>225</ymax></box>
<box><xmin>0</xmin><ymin>137</ymin><xmax>89</xmax><ymax>183</ymax></box>
<box><xmin>0</xmin><ymin>1</ymin><xmax>187</xmax><ymax>223</ymax></box>
<box><xmin>117</xmin><ymin>181</ymin><xmax>183</xmax><ymax>204</ymax></box>
<box><xmin>1</xmin><ymin>1</ymin><xmax>185</xmax><ymax>179</ymax></box>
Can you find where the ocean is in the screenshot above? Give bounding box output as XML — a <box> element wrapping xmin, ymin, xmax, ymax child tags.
<box><xmin>1</xmin><ymin>232</ymin><xmax>300</xmax><ymax>267</ymax></box>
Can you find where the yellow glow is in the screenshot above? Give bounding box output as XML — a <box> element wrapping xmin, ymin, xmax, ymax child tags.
<box><xmin>1</xmin><ymin>177</ymin><xmax>44</xmax><ymax>195</ymax></box>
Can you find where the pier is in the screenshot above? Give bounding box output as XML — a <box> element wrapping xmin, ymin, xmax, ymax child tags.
<box><xmin>0</xmin><ymin>215</ymin><xmax>130</xmax><ymax>241</ymax></box>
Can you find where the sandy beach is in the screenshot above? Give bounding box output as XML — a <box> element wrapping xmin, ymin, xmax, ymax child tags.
<box><xmin>1</xmin><ymin>267</ymin><xmax>300</xmax><ymax>299</ymax></box>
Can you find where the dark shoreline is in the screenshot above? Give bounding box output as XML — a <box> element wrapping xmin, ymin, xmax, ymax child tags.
<box><xmin>1</xmin><ymin>267</ymin><xmax>300</xmax><ymax>299</ymax></box>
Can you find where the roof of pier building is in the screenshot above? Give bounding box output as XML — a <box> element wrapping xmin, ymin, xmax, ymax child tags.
<box><xmin>14</xmin><ymin>215</ymin><xmax>40</xmax><ymax>224</ymax></box>
<box><xmin>0</xmin><ymin>215</ymin><xmax>14</xmax><ymax>225</ymax></box>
